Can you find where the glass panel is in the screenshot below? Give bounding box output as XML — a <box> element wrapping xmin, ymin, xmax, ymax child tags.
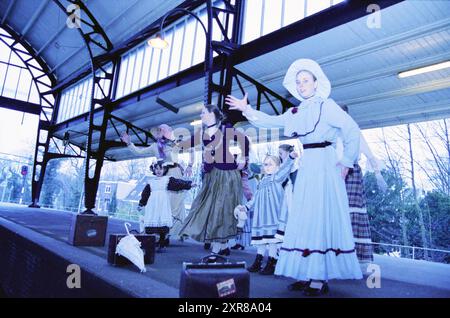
<box><xmin>29</xmin><ymin>83</ymin><xmax>40</xmax><ymax>105</ymax></box>
<box><xmin>284</xmin><ymin>0</ymin><xmax>306</xmax><ymax>26</ymax></box>
<box><xmin>131</xmin><ymin>48</ymin><xmax>144</xmax><ymax>93</ymax></box>
<box><xmin>242</xmin><ymin>0</ymin><xmax>263</xmax><ymax>43</ymax></box>
<box><xmin>123</xmin><ymin>52</ymin><xmax>136</xmax><ymax>96</ymax></box>
<box><xmin>169</xmin><ymin>24</ymin><xmax>184</xmax><ymax>76</ymax></box>
<box><xmin>0</xmin><ymin>63</ymin><xmax>7</xmax><ymax>93</ymax></box>
<box><xmin>0</xmin><ymin>41</ymin><xmax>11</xmax><ymax>62</ymax></box>
<box><xmin>140</xmin><ymin>44</ymin><xmax>152</xmax><ymax>88</ymax></box>
<box><xmin>192</xmin><ymin>10</ymin><xmax>208</xmax><ymax>65</ymax></box>
<box><xmin>8</xmin><ymin>50</ymin><xmax>24</xmax><ymax>67</ymax></box>
<box><xmin>115</xmin><ymin>55</ymin><xmax>129</xmax><ymax>99</ymax></box>
<box><xmin>306</xmin><ymin>0</ymin><xmax>331</xmax><ymax>16</ymax></box>
<box><xmin>58</xmin><ymin>92</ymin><xmax>69</xmax><ymax>122</ymax></box>
<box><xmin>180</xmin><ymin>19</ymin><xmax>195</xmax><ymax>71</ymax></box>
<box><xmin>147</xmin><ymin>48</ymin><xmax>159</xmax><ymax>85</ymax></box>
<box><xmin>262</xmin><ymin>0</ymin><xmax>282</xmax><ymax>36</ymax></box>
<box><xmin>16</xmin><ymin>69</ymin><xmax>32</xmax><ymax>101</ymax></box>
<box><xmin>2</xmin><ymin>65</ymin><xmax>20</xmax><ymax>98</ymax></box>
<box><xmin>158</xmin><ymin>31</ymin><xmax>173</xmax><ymax>80</ymax></box>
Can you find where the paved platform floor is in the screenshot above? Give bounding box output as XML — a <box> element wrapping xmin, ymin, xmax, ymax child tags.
<box><xmin>0</xmin><ymin>203</ymin><xmax>449</xmax><ymax>298</ymax></box>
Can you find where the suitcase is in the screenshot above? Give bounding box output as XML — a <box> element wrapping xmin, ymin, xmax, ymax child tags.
<box><xmin>179</xmin><ymin>255</ymin><xmax>249</xmax><ymax>298</ymax></box>
<box><xmin>107</xmin><ymin>233</ymin><xmax>156</xmax><ymax>266</ymax></box>
<box><xmin>68</xmin><ymin>214</ymin><xmax>108</xmax><ymax>246</ymax></box>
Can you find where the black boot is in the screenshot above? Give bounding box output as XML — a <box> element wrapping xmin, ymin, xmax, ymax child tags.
<box><xmin>218</xmin><ymin>248</ymin><xmax>230</xmax><ymax>256</ymax></box>
<box><xmin>157</xmin><ymin>233</ymin><xmax>167</xmax><ymax>252</ymax></box>
<box><xmin>230</xmin><ymin>244</ymin><xmax>245</xmax><ymax>250</ymax></box>
<box><xmin>288</xmin><ymin>280</ymin><xmax>310</xmax><ymax>291</ymax></box>
<box><xmin>259</xmin><ymin>257</ymin><xmax>277</xmax><ymax>275</ymax></box>
<box><xmin>204</xmin><ymin>242</ymin><xmax>211</xmax><ymax>250</ymax></box>
<box><xmin>247</xmin><ymin>254</ymin><xmax>264</xmax><ymax>272</ymax></box>
<box><xmin>303</xmin><ymin>282</ymin><xmax>329</xmax><ymax>296</ymax></box>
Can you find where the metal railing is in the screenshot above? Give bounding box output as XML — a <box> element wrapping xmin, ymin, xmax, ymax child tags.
<box><xmin>372</xmin><ymin>242</ymin><xmax>450</xmax><ymax>263</ymax></box>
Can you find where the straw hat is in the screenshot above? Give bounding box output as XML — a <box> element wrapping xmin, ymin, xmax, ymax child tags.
<box><xmin>282</xmin><ymin>59</ymin><xmax>331</xmax><ymax>101</ymax></box>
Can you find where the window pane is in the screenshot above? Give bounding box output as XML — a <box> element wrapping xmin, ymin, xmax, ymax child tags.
<box><xmin>169</xmin><ymin>23</ymin><xmax>184</xmax><ymax>76</ymax></box>
<box><xmin>140</xmin><ymin>45</ymin><xmax>152</xmax><ymax>88</ymax></box>
<box><xmin>284</xmin><ymin>0</ymin><xmax>305</xmax><ymax>26</ymax></box>
<box><xmin>0</xmin><ymin>41</ymin><xmax>11</xmax><ymax>62</ymax></box>
<box><xmin>29</xmin><ymin>83</ymin><xmax>40</xmax><ymax>104</ymax></box>
<box><xmin>180</xmin><ymin>20</ymin><xmax>195</xmax><ymax>71</ymax></box>
<box><xmin>148</xmin><ymin>48</ymin><xmax>161</xmax><ymax>85</ymax></box>
<box><xmin>262</xmin><ymin>0</ymin><xmax>282</xmax><ymax>36</ymax></box>
<box><xmin>57</xmin><ymin>93</ymin><xmax>67</xmax><ymax>122</ymax></box>
<box><xmin>116</xmin><ymin>55</ymin><xmax>129</xmax><ymax>98</ymax></box>
<box><xmin>16</xmin><ymin>69</ymin><xmax>32</xmax><ymax>101</ymax></box>
<box><xmin>192</xmin><ymin>11</ymin><xmax>207</xmax><ymax>65</ymax></box>
<box><xmin>243</xmin><ymin>0</ymin><xmax>263</xmax><ymax>43</ymax></box>
<box><xmin>80</xmin><ymin>79</ymin><xmax>89</xmax><ymax>113</ymax></box>
<box><xmin>131</xmin><ymin>48</ymin><xmax>144</xmax><ymax>93</ymax></box>
<box><xmin>158</xmin><ymin>31</ymin><xmax>173</xmax><ymax>80</ymax></box>
<box><xmin>3</xmin><ymin>65</ymin><xmax>20</xmax><ymax>98</ymax></box>
<box><xmin>0</xmin><ymin>63</ymin><xmax>7</xmax><ymax>94</ymax></box>
<box><xmin>123</xmin><ymin>52</ymin><xmax>136</xmax><ymax>96</ymax></box>
<box><xmin>9</xmin><ymin>51</ymin><xmax>24</xmax><ymax>67</ymax></box>
<box><xmin>306</xmin><ymin>0</ymin><xmax>331</xmax><ymax>16</ymax></box>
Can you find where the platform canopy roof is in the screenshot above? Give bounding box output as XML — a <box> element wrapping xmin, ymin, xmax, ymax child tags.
<box><xmin>1</xmin><ymin>0</ymin><xmax>449</xmax><ymax>161</ymax></box>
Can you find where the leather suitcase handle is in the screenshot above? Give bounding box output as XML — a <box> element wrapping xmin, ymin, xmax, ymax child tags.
<box><xmin>201</xmin><ymin>254</ymin><xmax>228</xmax><ymax>263</ymax></box>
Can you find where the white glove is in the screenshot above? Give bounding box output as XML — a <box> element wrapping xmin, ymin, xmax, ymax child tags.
<box><xmin>234</xmin><ymin>206</ymin><xmax>247</xmax><ymax>228</ymax></box>
<box><xmin>234</xmin><ymin>205</ymin><xmax>244</xmax><ymax>219</ymax></box>
<box><xmin>139</xmin><ymin>215</ymin><xmax>145</xmax><ymax>234</ymax></box>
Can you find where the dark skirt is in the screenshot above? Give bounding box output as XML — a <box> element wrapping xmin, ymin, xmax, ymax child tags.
<box><xmin>179</xmin><ymin>168</ymin><xmax>242</xmax><ymax>243</ymax></box>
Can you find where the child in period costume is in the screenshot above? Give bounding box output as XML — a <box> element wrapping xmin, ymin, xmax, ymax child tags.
<box><xmin>226</xmin><ymin>58</ymin><xmax>362</xmax><ymax>296</ymax></box>
<box><xmin>235</xmin><ymin>152</ymin><xmax>296</xmax><ymax>275</ymax></box>
<box><xmin>121</xmin><ymin>125</ymin><xmax>190</xmax><ymax>245</ymax></box>
<box><xmin>138</xmin><ymin>160</ymin><xmax>194</xmax><ymax>252</ymax></box>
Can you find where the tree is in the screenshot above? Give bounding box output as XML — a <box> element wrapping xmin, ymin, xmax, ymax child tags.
<box><xmin>414</xmin><ymin>119</ymin><xmax>450</xmax><ymax>195</ymax></box>
<box><xmin>6</xmin><ymin>167</ymin><xmax>22</xmax><ymax>203</ymax></box>
<box><xmin>379</xmin><ymin>128</ymin><xmax>410</xmax><ymax>252</ymax></box>
<box><xmin>419</xmin><ymin>191</ymin><xmax>450</xmax><ymax>263</ymax></box>
<box><xmin>40</xmin><ymin>159</ymin><xmax>63</xmax><ymax>207</ymax></box>
<box><xmin>108</xmin><ymin>189</ymin><xmax>117</xmax><ymax>215</ymax></box>
<box><xmin>406</xmin><ymin>124</ymin><xmax>429</xmax><ymax>259</ymax></box>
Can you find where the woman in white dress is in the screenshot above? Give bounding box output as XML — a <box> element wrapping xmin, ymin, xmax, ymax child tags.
<box><xmin>226</xmin><ymin>58</ymin><xmax>362</xmax><ymax>296</ymax></box>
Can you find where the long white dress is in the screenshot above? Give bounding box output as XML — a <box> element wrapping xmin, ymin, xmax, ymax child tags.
<box><xmin>128</xmin><ymin>143</ymin><xmax>186</xmax><ymax>236</ymax></box>
<box><xmin>243</xmin><ymin>95</ymin><xmax>363</xmax><ymax>281</ymax></box>
<box><xmin>143</xmin><ymin>176</ymin><xmax>173</xmax><ymax>228</ymax></box>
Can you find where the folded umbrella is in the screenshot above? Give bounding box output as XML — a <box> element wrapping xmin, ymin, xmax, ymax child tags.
<box><xmin>116</xmin><ymin>222</ymin><xmax>147</xmax><ymax>273</ymax></box>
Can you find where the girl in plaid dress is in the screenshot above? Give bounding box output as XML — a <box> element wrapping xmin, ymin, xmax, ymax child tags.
<box><xmin>338</xmin><ymin>121</ymin><xmax>387</xmax><ymax>263</ymax></box>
